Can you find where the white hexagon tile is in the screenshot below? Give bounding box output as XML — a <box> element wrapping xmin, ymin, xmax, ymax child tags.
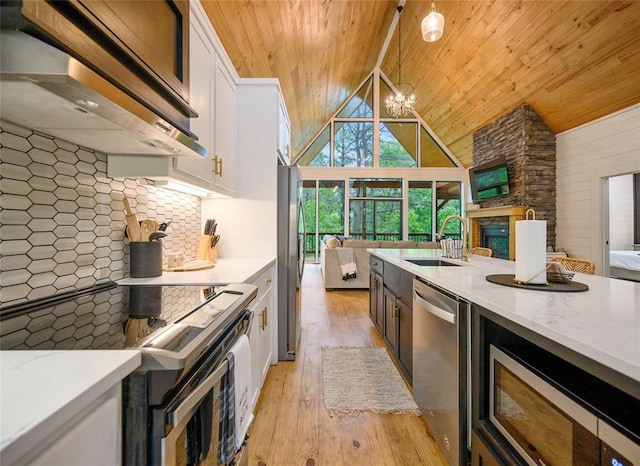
<box><xmin>0</xmin><ymin>120</ymin><xmax>202</xmax><ymax>306</ymax></box>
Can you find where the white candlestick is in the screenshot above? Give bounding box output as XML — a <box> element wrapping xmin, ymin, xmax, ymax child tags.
<box><xmin>515</xmin><ymin>220</ymin><xmax>547</xmax><ymax>284</ymax></box>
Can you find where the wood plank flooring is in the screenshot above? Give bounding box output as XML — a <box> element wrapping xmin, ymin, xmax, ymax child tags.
<box><xmin>248</xmin><ymin>264</ymin><xmax>447</xmax><ymax>466</ymax></box>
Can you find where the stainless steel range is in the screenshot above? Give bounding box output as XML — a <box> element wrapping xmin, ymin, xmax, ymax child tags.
<box><xmin>0</xmin><ymin>281</ymin><xmax>257</xmax><ymax>466</ymax></box>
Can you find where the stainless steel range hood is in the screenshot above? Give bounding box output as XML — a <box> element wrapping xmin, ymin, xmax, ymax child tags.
<box><xmin>0</xmin><ymin>30</ymin><xmax>206</xmax><ymax>159</ymax></box>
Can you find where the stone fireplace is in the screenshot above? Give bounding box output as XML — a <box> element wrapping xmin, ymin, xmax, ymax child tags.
<box><xmin>470</xmin><ymin>104</ymin><xmax>556</xmax><ymax>256</ymax></box>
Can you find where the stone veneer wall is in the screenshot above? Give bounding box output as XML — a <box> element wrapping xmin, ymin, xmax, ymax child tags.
<box><xmin>472</xmin><ymin>103</ymin><xmax>556</xmax><ymax>249</ymax></box>
<box><xmin>0</xmin><ymin>120</ymin><xmax>202</xmax><ymax>307</ymax></box>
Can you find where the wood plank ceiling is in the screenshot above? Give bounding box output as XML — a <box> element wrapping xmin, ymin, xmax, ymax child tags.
<box><xmin>202</xmin><ymin>0</ymin><xmax>640</xmax><ymax>168</ymax></box>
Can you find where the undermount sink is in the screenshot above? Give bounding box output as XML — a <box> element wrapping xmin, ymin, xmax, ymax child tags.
<box><xmin>405</xmin><ymin>259</ymin><xmax>461</xmax><ymax>267</ymax></box>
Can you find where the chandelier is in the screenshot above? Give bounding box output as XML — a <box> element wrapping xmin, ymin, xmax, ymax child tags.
<box><xmin>385</xmin><ymin>5</ymin><xmax>416</xmax><ymax>119</ymax></box>
<box><xmin>421</xmin><ymin>2</ymin><xmax>445</xmax><ymax>42</ymax></box>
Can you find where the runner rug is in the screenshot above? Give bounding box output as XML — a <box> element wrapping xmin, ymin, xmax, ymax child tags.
<box><xmin>321</xmin><ymin>346</ymin><xmax>420</xmax><ymax>417</ymax></box>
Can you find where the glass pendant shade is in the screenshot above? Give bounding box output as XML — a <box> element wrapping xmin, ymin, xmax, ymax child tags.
<box><xmin>422</xmin><ymin>2</ymin><xmax>445</xmax><ymax>42</ymax></box>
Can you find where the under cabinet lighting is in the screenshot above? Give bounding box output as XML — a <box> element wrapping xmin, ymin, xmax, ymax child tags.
<box><xmin>153</xmin><ymin>180</ymin><xmax>210</xmax><ymax>197</ymax></box>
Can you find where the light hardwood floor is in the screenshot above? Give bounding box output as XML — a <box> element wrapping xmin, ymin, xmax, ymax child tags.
<box><xmin>248</xmin><ymin>264</ymin><xmax>447</xmax><ymax>466</ymax></box>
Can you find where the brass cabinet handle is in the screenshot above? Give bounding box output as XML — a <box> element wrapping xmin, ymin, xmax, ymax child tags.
<box><xmin>212</xmin><ymin>156</ymin><xmax>223</xmax><ymax>176</ymax></box>
<box><xmin>260</xmin><ymin>306</ymin><xmax>268</xmax><ymax>330</ymax></box>
<box><xmin>266</xmin><ymin>277</ymin><xmax>271</xmax><ymax>284</ymax></box>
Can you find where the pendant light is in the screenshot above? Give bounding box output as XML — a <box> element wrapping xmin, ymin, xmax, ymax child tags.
<box><xmin>421</xmin><ymin>2</ymin><xmax>445</xmax><ymax>42</ymax></box>
<box><xmin>385</xmin><ymin>5</ymin><xmax>416</xmax><ymax>119</ymax></box>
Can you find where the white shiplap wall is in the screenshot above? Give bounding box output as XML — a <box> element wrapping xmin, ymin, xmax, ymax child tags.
<box><xmin>556</xmin><ymin>104</ymin><xmax>640</xmax><ymax>274</ymax></box>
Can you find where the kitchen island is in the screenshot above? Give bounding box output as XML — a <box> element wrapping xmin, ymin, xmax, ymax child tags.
<box><xmin>369</xmin><ymin>248</ymin><xmax>639</xmax><ymax>465</ymax></box>
<box><xmin>369</xmin><ymin>248</ymin><xmax>640</xmax><ymax>384</ymax></box>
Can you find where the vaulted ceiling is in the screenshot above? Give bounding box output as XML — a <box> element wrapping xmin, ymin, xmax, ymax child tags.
<box><xmin>202</xmin><ymin>0</ymin><xmax>640</xmax><ymax>167</ymax></box>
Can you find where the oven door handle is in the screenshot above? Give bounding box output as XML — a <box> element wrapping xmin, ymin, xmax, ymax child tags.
<box><xmin>171</xmin><ymin>359</ymin><xmax>228</xmax><ymax>425</ymax></box>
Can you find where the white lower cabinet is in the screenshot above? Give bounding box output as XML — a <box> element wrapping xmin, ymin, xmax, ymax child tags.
<box><xmin>248</xmin><ymin>265</ymin><xmax>275</xmax><ymax>410</ymax></box>
<box><xmin>27</xmin><ymin>384</ymin><xmax>122</xmax><ymax>466</ymax></box>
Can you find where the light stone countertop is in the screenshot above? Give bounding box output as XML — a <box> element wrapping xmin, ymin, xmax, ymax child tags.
<box><xmin>369</xmin><ymin>248</ymin><xmax>640</xmax><ymax>383</ymax></box>
<box><xmin>1</xmin><ymin>258</ymin><xmax>274</xmax><ymax>464</ymax></box>
<box><xmin>0</xmin><ymin>350</ymin><xmax>141</xmax><ymax>465</ymax></box>
<box><xmin>117</xmin><ymin>257</ymin><xmax>275</xmax><ymax>286</ymax></box>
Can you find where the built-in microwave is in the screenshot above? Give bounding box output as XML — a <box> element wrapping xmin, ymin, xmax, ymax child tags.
<box><xmin>489</xmin><ymin>345</ymin><xmax>640</xmax><ymax>466</ymax></box>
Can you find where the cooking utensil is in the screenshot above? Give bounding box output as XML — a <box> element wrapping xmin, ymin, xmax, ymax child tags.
<box><xmin>149</xmin><ymin>231</ymin><xmax>167</xmax><ymax>241</ymax></box>
<box><xmin>211</xmin><ymin>234</ymin><xmax>220</xmax><ymax>248</ymax></box>
<box><xmin>140</xmin><ymin>219</ymin><xmax>157</xmax><ymax>241</ymax></box>
<box><xmin>122</xmin><ymin>196</ymin><xmax>142</xmax><ymax>241</ymax></box>
<box><xmin>159</xmin><ymin>221</ymin><xmax>172</xmax><ymax>232</ymax></box>
<box><xmin>204</xmin><ymin>219</ymin><xmax>212</xmax><ymax>234</ymax></box>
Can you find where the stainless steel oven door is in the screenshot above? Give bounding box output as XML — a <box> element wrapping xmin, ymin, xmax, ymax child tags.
<box><xmin>162</xmin><ymin>360</ymin><xmax>228</xmax><ymax>466</ymax></box>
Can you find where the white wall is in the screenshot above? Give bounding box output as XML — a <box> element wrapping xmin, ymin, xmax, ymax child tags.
<box><xmin>556</xmin><ymin>104</ymin><xmax>640</xmax><ymax>273</ymax></box>
<box><xmin>609</xmin><ymin>174</ymin><xmax>635</xmax><ymax>251</ymax></box>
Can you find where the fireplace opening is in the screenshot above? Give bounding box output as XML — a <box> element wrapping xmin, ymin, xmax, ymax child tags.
<box><xmin>482</xmin><ymin>225</ymin><xmax>509</xmax><ymax>259</ymax></box>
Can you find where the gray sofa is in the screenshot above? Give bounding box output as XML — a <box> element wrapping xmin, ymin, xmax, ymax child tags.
<box><xmin>320</xmin><ymin>236</ymin><xmax>439</xmax><ymax>290</ymax></box>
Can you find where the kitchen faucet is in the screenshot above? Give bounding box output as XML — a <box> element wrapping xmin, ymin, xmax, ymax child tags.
<box><xmin>437</xmin><ymin>215</ymin><xmax>469</xmax><ymax>262</ymax></box>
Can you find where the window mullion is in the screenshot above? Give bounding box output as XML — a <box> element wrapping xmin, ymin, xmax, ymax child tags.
<box><xmin>373</xmin><ymin>69</ymin><xmax>380</xmax><ymax>168</ymax></box>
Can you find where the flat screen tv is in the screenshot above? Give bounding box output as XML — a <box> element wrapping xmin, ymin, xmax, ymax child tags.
<box><xmin>469</xmin><ymin>158</ymin><xmax>510</xmax><ymax>201</ymax></box>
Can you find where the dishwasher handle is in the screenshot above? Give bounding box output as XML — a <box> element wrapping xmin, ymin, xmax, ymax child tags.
<box><xmin>413</xmin><ymin>288</ymin><xmax>457</xmax><ymax>325</ymax></box>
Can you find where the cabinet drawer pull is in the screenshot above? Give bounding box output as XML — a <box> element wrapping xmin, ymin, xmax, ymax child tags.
<box><xmin>212</xmin><ymin>156</ymin><xmax>223</xmax><ymax>176</ymax></box>
<box><xmin>260</xmin><ymin>307</ymin><xmax>268</xmax><ymax>330</ymax></box>
<box><xmin>266</xmin><ymin>277</ymin><xmax>272</xmax><ymax>284</ymax></box>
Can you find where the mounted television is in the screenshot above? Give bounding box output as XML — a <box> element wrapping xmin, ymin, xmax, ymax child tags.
<box><xmin>469</xmin><ymin>158</ymin><xmax>510</xmax><ymax>200</ymax></box>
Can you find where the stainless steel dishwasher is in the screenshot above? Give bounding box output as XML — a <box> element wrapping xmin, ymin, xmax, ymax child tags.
<box><xmin>413</xmin><ymin>278</ymin><xmax>468</xmax><ymax>466</ymax></box>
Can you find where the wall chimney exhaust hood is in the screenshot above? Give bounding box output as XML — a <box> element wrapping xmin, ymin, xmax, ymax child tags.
<box><xmin>0</xmin><ymin>30</ymin><xmax>206</xmax><ymax>159</ymax></box>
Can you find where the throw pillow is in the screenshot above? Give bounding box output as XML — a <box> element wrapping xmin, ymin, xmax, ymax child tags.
<box><xmin>325</xmin><ymin>235</ymin><xmax>341</xmax><ymax>249</ymax></box>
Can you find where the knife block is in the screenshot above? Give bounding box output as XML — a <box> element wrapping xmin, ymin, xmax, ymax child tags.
<box><xmin>195</xmin><ymin>235</ymin><xmax>218</xmax><ymax>262</ymax></box>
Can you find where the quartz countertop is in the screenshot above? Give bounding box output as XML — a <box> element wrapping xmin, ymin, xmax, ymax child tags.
<box><xmin>1</xmin><ymin>258</ymin><xmax>273</xmax><ymax>463</ymax></box>
<box><xmin>117</xmin><ymin>257</ymin><xmax>275</xmax><ymax>286</ymax></box>
<box><xmin>0</xmin><ymin>350</ymin><xmax>141</xmax><ymax>464</ymax></box>
<box><xmin>369</xmin><ymin>248</ymin><xmax>640</xmax><ymax>383</ymax></box>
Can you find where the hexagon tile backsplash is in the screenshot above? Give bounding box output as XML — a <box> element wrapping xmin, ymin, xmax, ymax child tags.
<box><xmin>0</xmin><ymin>120</ymin><xmax>202</xmax><ymax>307</ymax></box>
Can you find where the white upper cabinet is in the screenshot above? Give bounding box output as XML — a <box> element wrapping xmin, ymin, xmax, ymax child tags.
<box><xmin>211</xmin><ymin>56</ymin><xmax>236</xmax><ymax>194</ymax></box>
<box><xmin>277</xmin><ymin>94</ymin><xmax>291</xmax><ymax>164</ymax></box>
<box><xmin>172</xmin><ymin>9</ymin><xmax>215</xmax><ymax>185</ymax></box>
<box><xmin>108</xmin><ymin>1</ymin><xmax>237</xmax><ymax>197</ymax></box>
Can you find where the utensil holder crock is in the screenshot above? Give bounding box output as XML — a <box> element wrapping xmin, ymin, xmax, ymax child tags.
<box><xmin>130</xmin><ymin>241</ymin><xmax>162</xmax><ymax>277</ymax></box>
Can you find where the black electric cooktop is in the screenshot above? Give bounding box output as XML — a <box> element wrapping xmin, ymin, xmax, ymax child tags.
<box><xmin>0</xmin><ymin>281</ymin><xmax>254</xmax><ymax>352</ymax></box>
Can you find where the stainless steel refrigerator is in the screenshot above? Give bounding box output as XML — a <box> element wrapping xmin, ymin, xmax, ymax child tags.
<box><xmin>277</xmin><ymin>165</ymin><xmax>305</xmax><ymax>360</ymax></box>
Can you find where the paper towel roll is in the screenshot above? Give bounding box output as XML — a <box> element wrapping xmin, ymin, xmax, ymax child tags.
<box><xmin>515</xmin><ymin>220</ymin><xmax>547</xmax><ymax>284</ymax></box>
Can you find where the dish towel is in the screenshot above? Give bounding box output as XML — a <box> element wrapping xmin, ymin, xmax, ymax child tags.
<box><xmin>336</xmin><ymin>247</ymin><xmax>358</xmax><ymax>280</ymax></box>
<box><xmin>230</xmin><ymin>334</ymin><xmax>253</xmax><ymax>451</ymax></box>
<box><xmin>218</xmin><ymin>334</ymin><xmax>253</xmax><ymax>464</ymax></box>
